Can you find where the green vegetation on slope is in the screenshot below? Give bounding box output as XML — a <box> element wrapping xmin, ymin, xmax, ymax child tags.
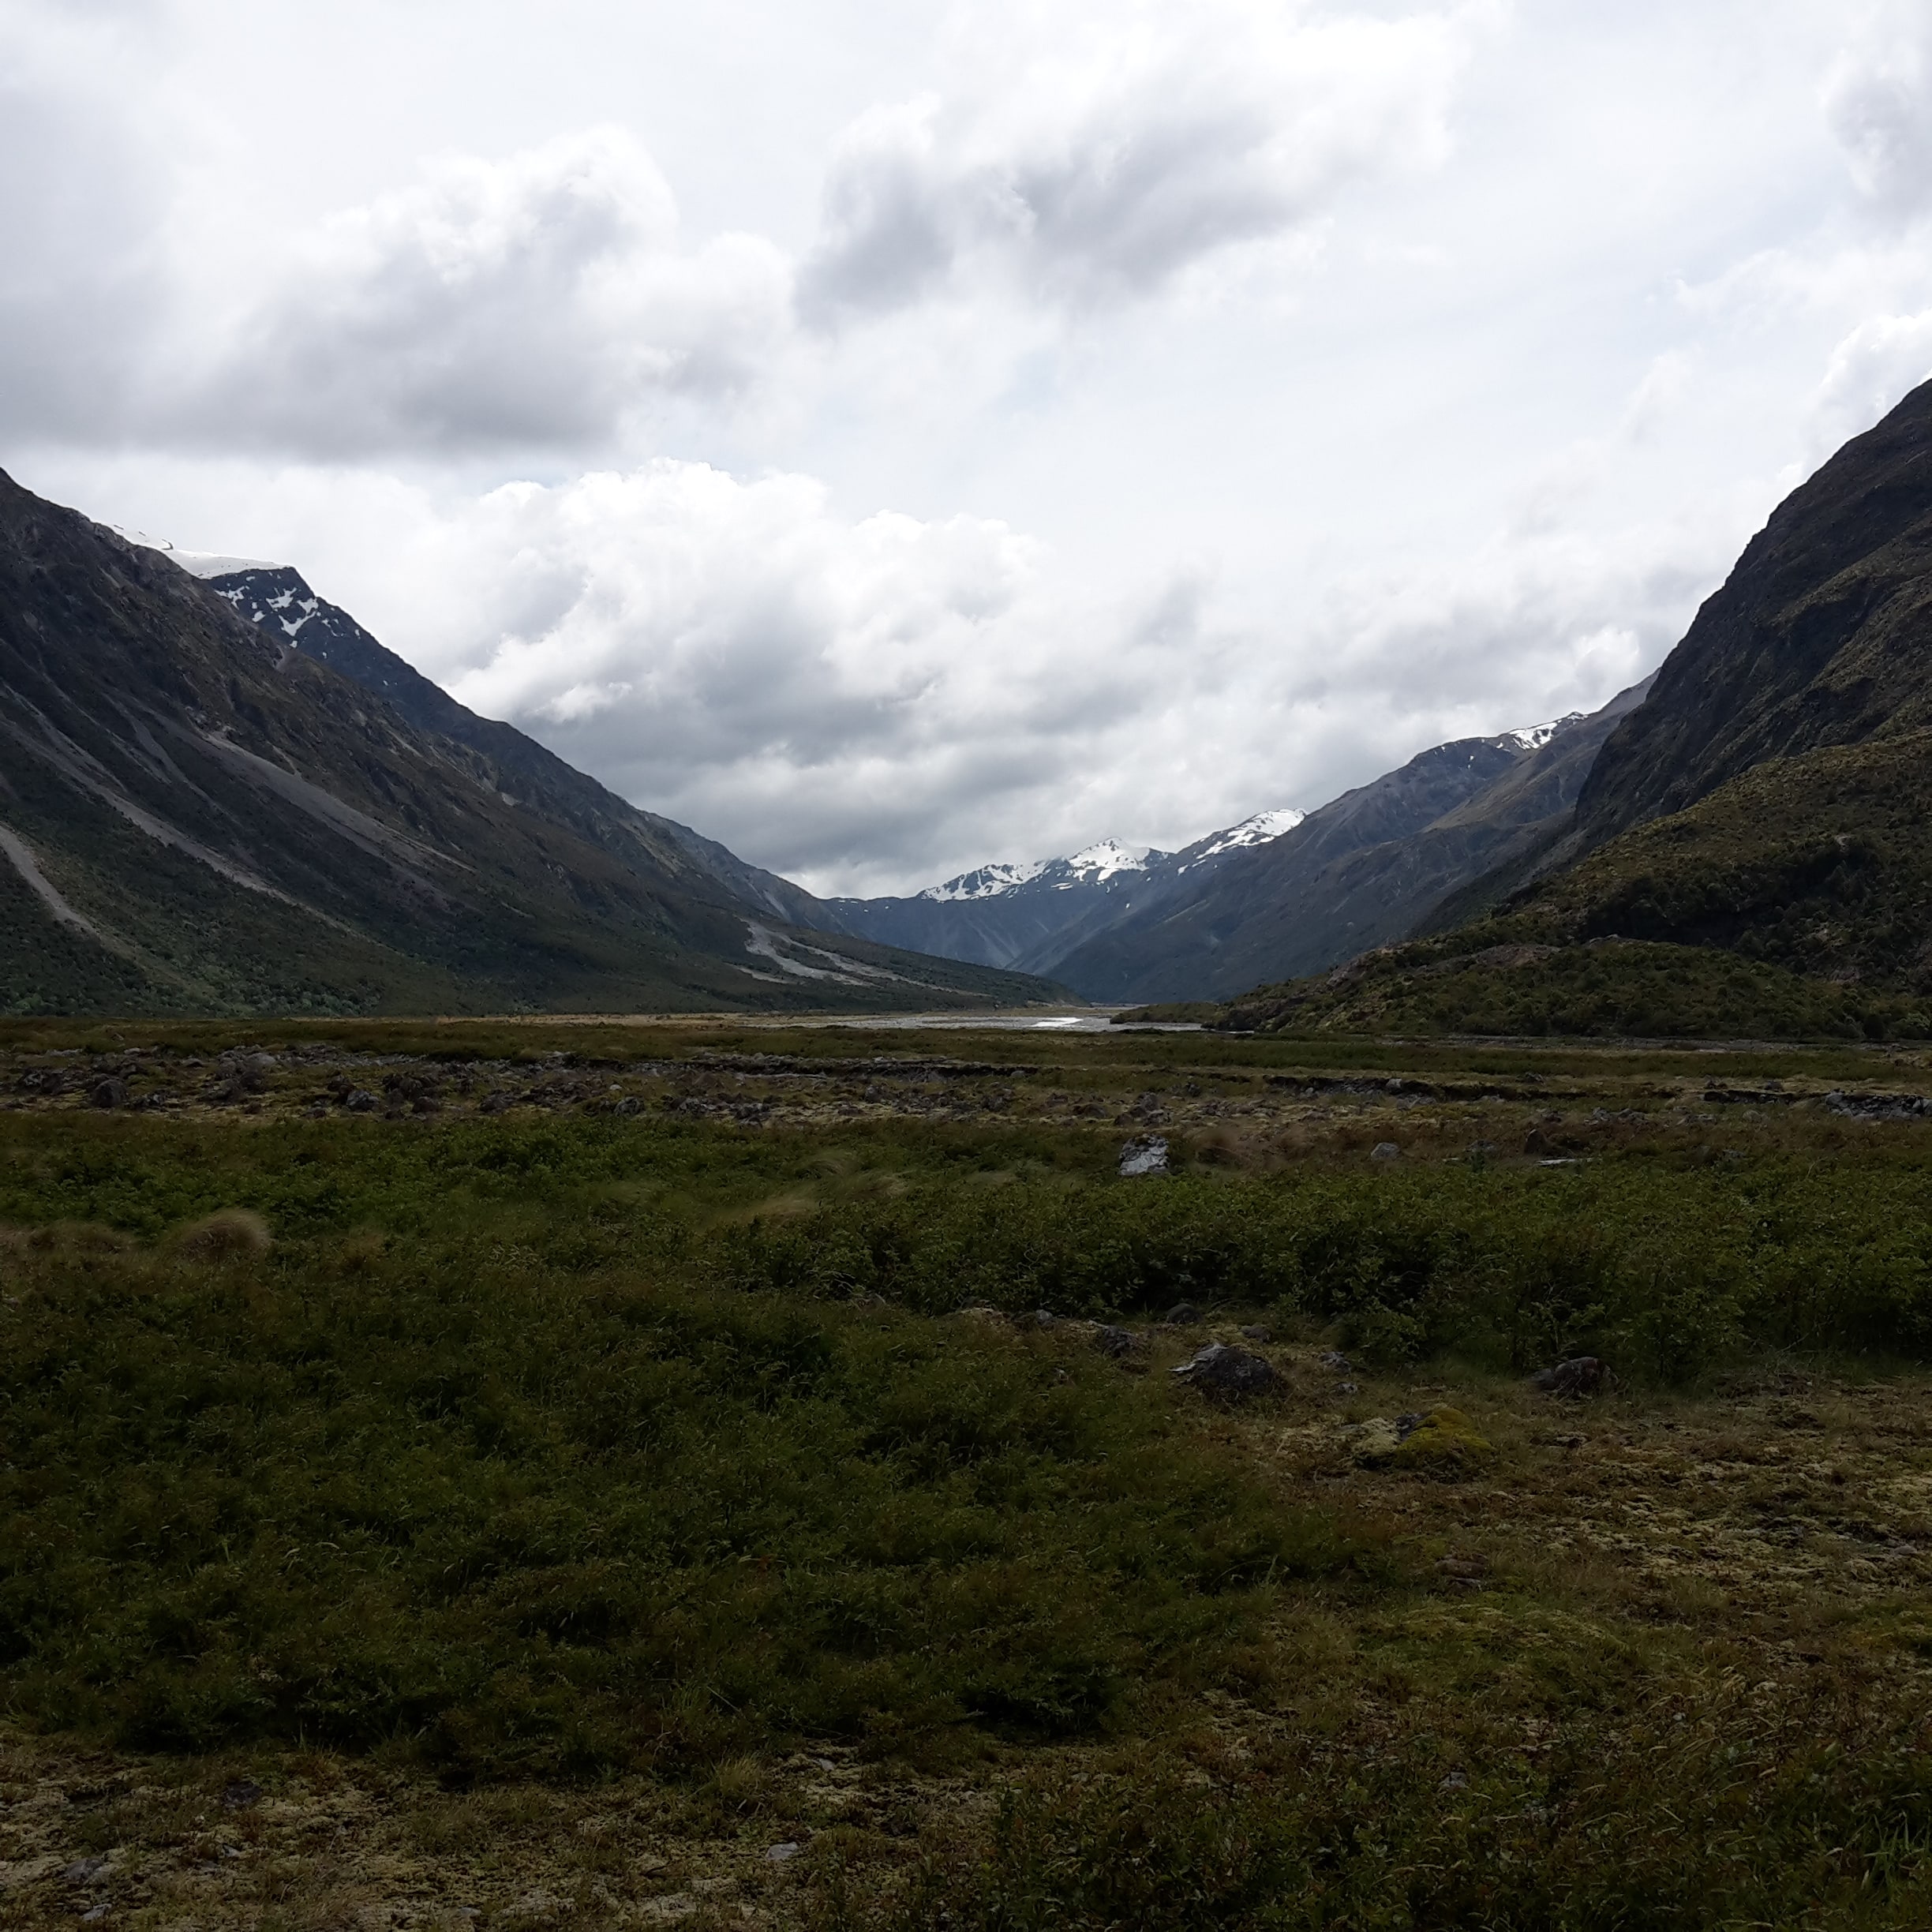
<box><xmin>1221</xmin><ymin>733</ymin><xmax>1932</xmax><ymax>1039</ymax></box>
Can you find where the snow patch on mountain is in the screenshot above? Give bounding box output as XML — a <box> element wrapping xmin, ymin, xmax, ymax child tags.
<box><xmin>123</xmin><ymin>531</ymin><xmax>282</xmax><ymax>579</ymax></box>
<box><xmin>1501</xmin><ymin>713</ymin><xmax>1586</xmax><ymax>752</ymax></box>
<box><xmin>1184</xmin><ymin>808</ymin><xmax>1305</xmax><ymax>869</ymax></box>
<box><xmin>1063</xmin><ymin>838</ymin><xmax>1154</xmax><ymax>881</ymax></box>
<box><xmin>920</xmin><ymin>859</ymin><xmax>1050</xmax><ymax>902</ymax></box>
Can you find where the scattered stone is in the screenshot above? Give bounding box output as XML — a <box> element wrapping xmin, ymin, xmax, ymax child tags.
<box><xmin>1439</xmin><ymin>1769</ymin><xmax>1468</xmax><ymax>1792</ymax></box>
<box><xmin>1094</xmin><ymin>1325</ymin><xmax>1144</xmax><ymax>1357</ymax></box>
<box><xmin>1371</xmin><ymin>1141</ymin><xmax>1400</xmax><ymax>1161</ymax></box>
<box><xmin>1529</xmin><ymin>1356</ymin><xmax>1612</xmax><ymax>1398</ymax></box>
<box><xmin>220</xmin><ymin>1779</ymin><xmax>264</xmax><ymax>1810</ymax></box>
<box><xmin>1240</xmin><ymin>1323</ymin><xmax>1274</xmax><ymax>1343</ymax></box>
<box><xmin>480</xmin><ymin>1089</ymin><xmax>514</xmax><ymax>1114</ymax></box>
<box><xmin>89</xmin><ymin>1076</ymin><xmax>128</xmax><ymax>1109</ymax></box>
<box><xmin>1170</xmin><ymin>1341</ymin><xmax>1280</xmax><ymax>1401</ymax></box>
<box><xmin>81</xmin><ymin>1905</ymin><xmax>110</xmax><ymax>1923</ymax></box>
<box><xmin>1163</xmin><ymin>1301</ymin><xmax>1203</xmax><ymax>1326</ymax></box>
<box><xmin>765</xmin><ymin>1842</ymin><xmax>802</xmax><ymax>1863</ymax></box>
<box><xmin>1318</xmin><ymin>1350</ymin><xmax>1352</xmax><ymax>1372</ymax></box>
<box><xmin>1118</xmin><ymin>1134</ymin><xmax>1170</xmax><ymax>1178</ymax></box>
<box><xmin>343</xmin><ymin>1088</ymin><xmax>377</xmax><ymax>1113</ymax></box>
<box><xmin>614</xmin><ymin>1096</ymin><xmax>642</xmax><ymax>1117</ymax></box>
<box><xmin>63</xmin><ymin>1855</ymin><xmax>110</xmax><ymax>1885</ymax></box>
<box><xmin>1030</xmin><ymin>1308</ymin><xmax>1058</xmax><ymax>1328</ymax></box>
<box><xmin>1467</xmin><ymin>1140</ymin><xmax>1497</xmax><ymax>1159</ymax></box>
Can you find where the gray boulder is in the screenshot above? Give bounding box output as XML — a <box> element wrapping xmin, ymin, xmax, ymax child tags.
<box><xmin>1119</xmin><ymin>1135</ymin><xmax>1170</xmax><ymax>1178</ymax></box>
<box><xmin>1170</xmin><ymin>1341</ymin><xmax>1280</xmax><ymax>1401</ymax></box>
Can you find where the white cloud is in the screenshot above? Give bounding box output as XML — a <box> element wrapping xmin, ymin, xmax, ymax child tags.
<box><xmin>1825</xmin><ymin>2</ymin><xmax>1932</xmax><ymax>218</ymax></box>
<box><xmin>799</xmin><ymin>2</ymin><xmax>1479</xmax><ymax>319</ymax></box>
<box><xmin>173</xmin><ymin>129</ymin><xmax>792</xmax><ymax>456</ymax></box>
<box><xmin>1810</xmin><ymin>309</ymin><xmax>1932</xmax><ymax>452</ymax></box>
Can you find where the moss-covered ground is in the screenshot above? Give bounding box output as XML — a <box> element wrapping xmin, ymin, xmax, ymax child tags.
<box><xmin>6</xmin><ymin>1017</ymin><xmax>1932</xmax><ymax>1926</ymax></box>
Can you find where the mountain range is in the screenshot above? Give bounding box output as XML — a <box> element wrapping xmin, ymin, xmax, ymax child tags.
<box><xmin>0</xmin><ymin>476</ymin><xmax>1063</xmax><ymax>1017</ymax></box>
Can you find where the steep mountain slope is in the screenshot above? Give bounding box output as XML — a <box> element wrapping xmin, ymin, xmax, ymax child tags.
<box><xmin>0</xmin><ymin>474</ymin><xmax>1064</xmax><ymax>1017</ymax></box>
<box><xmin>200</xmin><ymin>563</ymin><xmax>829</xmax><ymax>928</ymax></box>
<box><xmin>1212</xmin><ymin>380</ymin><xmax>1932</xmax><ymax>1040</ymax></box>
<box><xmin>1573</xmin><ymin>373</ymin><xmax>1932</xmax><ymax>851</ymax></box>
<box><xmin>1046</xmin><ymin>702</ymin><xmax>1642</xmax><ymax>1002</ymax></box>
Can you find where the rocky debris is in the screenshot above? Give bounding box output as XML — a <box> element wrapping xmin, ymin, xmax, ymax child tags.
<box><xmin>1529</xmin><ymin>1356</ymin><xmax>1613</xmax><ymax>1398</ymax></box>
<box><xmin>343</xmin><ymin>1088</ymin><xmax>378</xmax><ymax>1114</ymax></box>
<box><xmin>1318</xmin><ymin>1350</ymin><xmax>1352</xmax><ymax>1372</ymax></box>
<box><xmin>1467</xmin><ymin>1140</ymin><xmax>1497</xmax><ymax>1159</ymax></box>
<box><xmin>1822</xmin><ymin>1089</ymin><xmax>1932</xmax><ymax>1121</ymax></box>
<box><xmin>89</xmin><ymin>1076</ymin><xmax>128</xmax><ymax>1109</ymax></box>
<box><xmin>1118</xmin><ymin>1134</ymin><xmax>1170</xmax><ymax>1178</ymax></box>
<box><xmin>1093</xmin><ymin>1324</ymin><xmax>1145</xmax><ymax>1358</ymax></box>
<box><xmin>1240</xmin><ymin>1323</ymin><xmax>1273</xmax><ymax>1343</ymax></box>
<box><xmin>1170</xmin><ymin>1341</ymin><xmax>1280</xmax><ymax>1401</ymax></box>
<box><xmin>221</xmin><ymin>1780</ymin><xmax>264</xmax><ymax>1810</ymax></box>
<box><xmin>764</xmin><ymin>1842</ymin><xmax>802</xmax><ymax>1863</ymax></box>
<box><xmin>1346</xmin><ymin>1405</ymin><xmax>1492</xmax><ymax>1467</ymax></box>
<box><xmin>1163</xmin><ymin>1301</ymin><xmax>1203</xmax><ymax>1326</ymax></box>
<box><xmin>1371</xmin><ymin>1141</ymin><xmax>1401</xmax><ymax>1160</ymax></box>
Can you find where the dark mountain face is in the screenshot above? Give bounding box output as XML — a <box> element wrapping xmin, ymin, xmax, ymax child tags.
<box><xmin>0</xmin><ymin>474</ymin><xmax>1064</xmax><ymax>1016</ymax></box>
<box><xmin>1041</xmin><ymin>698</ymin><xmax>1647</xmax><ymax>1002</ymax></box>
<box><xmin>208</xmin><ymin>564</ymin><xmax>829</xmax><ymax>928</ymax></box>
<box><xmin>1577</xmin><ymin>376</ymin><xmax>1932</xmax><ymax>848</ymax></box>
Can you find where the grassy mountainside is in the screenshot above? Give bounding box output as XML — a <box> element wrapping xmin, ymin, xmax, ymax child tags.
<box><xmin>0</xmin><ymin>474</ymin><xmax>1064</xmax><ymax>1017</ymax></box>
<box><xmin>1220</xmin><ymin>732</ymin><xmax>1932</xmax><ymax>1039</ymax></box>
<box><xmin>1574</xmin><ymin>374</ymin><xmax>1932</xmax><ymax>849</ymax></box>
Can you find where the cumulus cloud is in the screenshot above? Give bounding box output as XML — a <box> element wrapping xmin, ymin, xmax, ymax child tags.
<box><xmin>1809</xmin><ymin>309</ymin><xmax>1932</xmax><ymax>453</ymax></box>
<box><xmin>799</xmin><ymin>2</ymin><xmax>1477</xmax><ymax>318</ymax></box>
<box><xmin>174</xmin><ymin>129</ymin><xmax>792</xmax><ymax>456</ymax></box>
<box><xmin>223</xmin><ymin>447</ymin><xmax>1717</xmax><ymax>899</ymax></box>
<box><xmin>1825</xmin><ymin>4</ymin><xmax>1932</xmax><ymax>219</ymax></box>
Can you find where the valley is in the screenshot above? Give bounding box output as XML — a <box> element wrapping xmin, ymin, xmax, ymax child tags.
<box><xmin>6</xmin><ymin>1016</ymin><xmax>1932</xmax><ymax>1927</ymax></box>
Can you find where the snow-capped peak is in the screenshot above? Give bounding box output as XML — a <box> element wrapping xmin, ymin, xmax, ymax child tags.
<box><xmin>1190</xmin><ymin>808</ymin><xmax>1305</xmax><ymax>863</ymax></box>
<box><xmin>919</xmin><ymin>859</ymin><xmax>1050</xmax><ymax>903</ymax></box>
<box><xmin>1064</xmin><ymin>838</ymin><xmax>1151</xmax><ymax>880</ymax></box>
<box><xmin>1501</xmin><ymin>713</ymin><xmax>1586</xmax><ymax>752</ymax></box>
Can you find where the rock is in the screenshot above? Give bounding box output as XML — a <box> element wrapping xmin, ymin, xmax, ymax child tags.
<box><xmin>343</xmin><ymin>1088</ymin><xmax>377</xmax><ymax>1113</ymax></box>
<box><xmin>1240</xmin><ymin>1323</ymin><xmax>1273</xmax><ymax>1343</ymax></box>
<box><xmin>765</xmin><ymin>1842</ymin><xmax>802</xmax><ymax>1863</ymax></box>
<box><xmin>221</xmin><ymin>1779</ymin><xmax>264</xmax><ymax>1810</ymax></box>
<box><xmin>1317</xmin><ymin>1350</ymin><xmax>1352</xmax><ymax>1372</ymax></box>
<box><xmin>614</xmin><ymin>1096</ymin><xmax>642</xmax><ymax>1117</ymax></box>
<box><xmin>1467</xmin><ymin>1140</ymin><xmax>1497</xmax><ymax>1158</ymax></box>
<box><xmin>1119</xmin><ymin>1134</ymin><xmax>1170</xmax><ymax>1178</ymax></box>
<box><xmin>1093</xmin><ymin>1325</ymin><xmax>1144</xmax><ymax>1357</ymax></box>
<box><xmin>1030</xmin><ymin>1308</ymin><xmax>1058</xmax><ymax>1328</ymax></box>
<box><xmin>89</xmin><ymin>1076</ymin><xmax>128</xmax><ymax>1109</ymax></box>
<box><xmin>1170</xmin><ymin>1341</ymin><xmax>1280</xmax><ymax>1401</ymax></box>
<box><xmin>1529</xmin><ymin>1356</ymin><xmax>1612</xmax><ymax>1398</ymax></box>
<box><xmin>480</xmin><ymin>1089</ymin><xmax>514</xmax><ymax>1114</ymax></box>
<box><xmin>1371</xmin><ymin>1141</ymin><xmax>1400</xmax><ymax>1160</ymax></box>
<box><xmin>64</xmin><ymin>1855</ymin><xmax>110</xmax><ymax>1885</ymax></box>
<box><xmin>1163</xmin><ymin>1301</ymin><xmax>1203</xmax><ymax>1326</ymax></box>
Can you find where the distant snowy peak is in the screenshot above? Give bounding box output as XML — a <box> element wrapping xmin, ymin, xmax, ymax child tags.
<box><xmin>1501</xmin><ymin>713</ymin><xmax>1586</xmax><ymax>752</ymax></box>
<box><xmin>1188</xmin><ymin>808</ymin><xmax>1305</xmax><ymax>866</ymax></box>
<box><xmin>913</xmin><ymin>837</ymin><xmax>1165</xmax><ymax>903</ymax></box>
<box><xmin>919</xmin><ymin>859</ymin><xmax>1050</xmax><ymax>903</ymax></box>
<box><xmin>1063</xmin><ymin>838</ymin><xmax>1155</xmax><ymax>882</ymax></box>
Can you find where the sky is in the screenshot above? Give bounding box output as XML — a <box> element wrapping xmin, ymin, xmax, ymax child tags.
<box><xmin>6</xmin><ymin>0</ymin><xmax>1932</xmax><ymax>897</ymax></box>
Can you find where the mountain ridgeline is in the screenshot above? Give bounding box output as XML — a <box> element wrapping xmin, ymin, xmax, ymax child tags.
<box><xmin>1226</xmin><ymin>375</ymin><xmax>1932</xmax><ymax>1039</ymax></box>
<box><xmin>0</xmin><ymin>475</ymin><xmax>1065</xmax><ymax>1017</ymax></box>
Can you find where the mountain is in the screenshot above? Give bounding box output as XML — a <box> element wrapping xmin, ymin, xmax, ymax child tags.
<box><xmin>821</xmin><ymin>837</ymin><xmax>1178</xmax><ymax>970</ymax></box>
<box><xmin>197</xmin><ymin>561</ymin><xmax>829</xmax><ymax>928</ymax></box>
<box><xmin>1216</xmin><ymin>376</ymin><xmax>1932</xmax><ymax>1040</ymax></box>
<box><xmin>0</xmin><ymin>474</ymin><xmax>1066</xmax><ymax>1017</ymax></box>
<box><xmin>1571</xmin><ymin>376</ymin><xmax>1932</xmax><ymax>854</ymax></box>
<box><xmin>1031</xmin><ymin>701</ymin><xmax>1640</xmax><ymax>1002</ymax></box>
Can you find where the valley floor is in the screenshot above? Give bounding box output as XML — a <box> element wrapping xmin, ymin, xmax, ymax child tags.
<box><xmin>5</xmin><ymin>1020</ymin><xmax>1932</xmax><ymax>1927</ymax></box>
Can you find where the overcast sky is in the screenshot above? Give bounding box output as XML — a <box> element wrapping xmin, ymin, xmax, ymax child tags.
<box><xmin>6</xmin><ymin>0</ymin><xmax>1932</xmax><ymax>895</ymax></box>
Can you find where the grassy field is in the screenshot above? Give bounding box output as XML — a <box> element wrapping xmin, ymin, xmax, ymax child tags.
<box><xmin>5</xmin><ymin>1017</ymin><xmax>1932</xmax><ymax>1926</ymax></box>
